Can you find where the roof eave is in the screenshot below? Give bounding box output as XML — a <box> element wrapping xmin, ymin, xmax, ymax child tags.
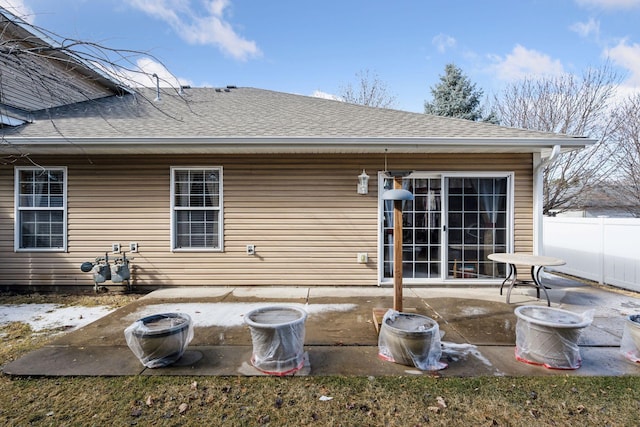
<box><xmin>3</xmin><ymin>136</ymin><xmax>598</xmax><ymax>155</ymax></box>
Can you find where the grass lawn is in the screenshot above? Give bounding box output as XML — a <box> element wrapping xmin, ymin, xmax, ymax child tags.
<box><xmin>1</xmin><ymin>293</ymin><xmax>640</xmax><ymax>426</ymax></box>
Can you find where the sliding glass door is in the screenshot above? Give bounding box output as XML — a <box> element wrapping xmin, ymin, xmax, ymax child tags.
<box><xmin>380</xmin><ymin>172</ymin><xmax>511</xmax><ymax>283</ymax></box>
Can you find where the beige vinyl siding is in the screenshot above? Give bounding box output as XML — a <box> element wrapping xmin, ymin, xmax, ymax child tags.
<box><xmin>0</xmin><ymin>153</ymin><xmax>533</xmax><ymax>289</ymax></box>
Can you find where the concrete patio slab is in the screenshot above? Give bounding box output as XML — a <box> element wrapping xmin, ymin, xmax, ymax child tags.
<box><xmin>231</xmin><ymin>287</ymin><xmax>310</xmax><ymax>299</ymax></box>
<box><xmin>4</xmin><ymin>273</ymin><xmax>640</xmax><ymax>378</ymax></box>
<box><xmin>140</xmin><ymin>287</ymin><xmax>232</xmax><ymax>300</ymax></box>
<box><xmin>476</xmin><ymin>345</ymin><xmax>640</xmax><ymax>377</ymax></box>
<box><xmin>3</xmin><ymin>346</ymin><xmax>144</xmax><ymax>376</ymax></box>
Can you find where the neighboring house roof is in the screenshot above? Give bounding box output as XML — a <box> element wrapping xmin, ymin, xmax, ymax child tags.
<box><xmin>556</xmin><ymin>182</ymin><xmax>639</xmax><ymax>216</ymax></box>
<box><xmin>0</xmin><ymin>7</ymin><xmax>124</xmax><ymax>119</ymax></box>
<box><xmin>2</xmin><ymin>86</ymin><xmax>597</xmax><ymax>155</ymax></box>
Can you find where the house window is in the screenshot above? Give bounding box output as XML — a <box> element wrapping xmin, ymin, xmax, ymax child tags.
<box><xmin>15</xmin><ymin>167</ymin><xmax>67</xmax><ymax>251</ymax></box>
<box><xmin>171</xmin><ymin>167</ymin><xmax>223</xmax><ymax>251</ymax></box>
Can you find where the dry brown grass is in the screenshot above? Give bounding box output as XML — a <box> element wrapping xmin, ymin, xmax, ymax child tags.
<box><xmin>0</xmin><ymin>291</ymin><xmax>140</xmax><ymax>307</ymax></box>
<box><xmin>0</xmin><ymin>292</ymin><xmax>139</xmax><ymax>365</ymax></box>
<box><xmin>1</xmin><ymin>293</ymin><xmax>640</xmax><ymax>426</ymax></box>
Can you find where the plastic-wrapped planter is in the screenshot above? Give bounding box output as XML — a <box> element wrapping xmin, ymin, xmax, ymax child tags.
<box><xmin>514</xmin><ymin>305</ymin><xmax>593</xmax><ymax>370</ymax></box>
<box><xmin>124</xmin><ymin>313</ymin><xmax>194</xmax><ymax>368</ymax></box>
<box><xmin>378</xmin><ymin>309</ymin><xmax>447</xmax><ymax>371</ymax></box>
<box><xmin>244</xmin><ymin>305</ymin><xmax>307</xmax><ymax>376</ymax></box>
<box><xmin>620</xmin><ymin>314</ymin><xmax>640</xmax><ymax>363</ymax></box>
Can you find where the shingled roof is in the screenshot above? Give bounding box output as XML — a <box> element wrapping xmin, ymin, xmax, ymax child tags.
<box><xmin>2</xmin><ymin>86</ymin><xmax>597</xmax><ymax>155</ymax></box>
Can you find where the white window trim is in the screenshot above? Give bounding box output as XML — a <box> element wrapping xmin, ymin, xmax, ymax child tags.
<box><xmin>14</xmin><ymin>166</ymin><xmax>68</xmax><ymax>252</ymax></box>
<box><xmin>170</xmin><ymin>166</ymin><xmax>224</xmax><ymax>252</ymax></box>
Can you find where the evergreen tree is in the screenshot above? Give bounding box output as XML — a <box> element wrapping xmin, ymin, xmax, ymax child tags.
<box><xmin>424</xmin><ymin>63</ymin><xmax>495</xmax><ymax>122</ymax></box>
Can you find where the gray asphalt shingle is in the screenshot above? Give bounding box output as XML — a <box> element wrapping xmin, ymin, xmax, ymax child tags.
<box><xmin>4</xmin><ymin>87</ymin><xmax>587</xmax><ymax>142</ymax></box>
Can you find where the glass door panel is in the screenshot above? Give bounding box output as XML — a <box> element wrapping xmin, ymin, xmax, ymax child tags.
<box><xmin>446</xmin><ymin>177</ymin><xmax>508</xmax><ymax>279</ymax></box>
<box><xmin>382</xmin><ymin>176</ymin><xmax>442</xmax><ymax>280</ymax></box>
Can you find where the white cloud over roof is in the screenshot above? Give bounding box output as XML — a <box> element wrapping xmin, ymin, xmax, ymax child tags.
<box><xmin>432</xmin><ymin>33</ymin><xmax>457</xmax><ymax>53</ymax></box>
<box><xmin>125</xmin><ymin>0</ymin><xmax>261</xmax><ymax>61</ymax></box>
<box><xmin>91</xmin><ymin>57</ymin><xmax>191</xmax><ymax>89</ymax></box>
<box><xmin>570</xmin><ymin>18</ymin><xmax>600</xmax><ymax>38</ymax></box>
<box><xmin>311</xmin><ymin>90</ymin><xmax>341</xmax><ymax>101</ymax></box>
<box><xmin>489</xmin><ymin>44</ymin><xmax>565</xmax><ymax>81</ymax></box>
<box><xmin>575</xmin><ymin>0</ymin><xmax>640</xmax><ymax>9</ymax></box>
<box><xmin>606</xmin><ymin>39</ymin><xmax>640</xmax><ymax>86</ymax></box>
<box><xmin>0</xmin><ymin>0</ymin><xmax>34</xmax><ymax>23</ymax></box>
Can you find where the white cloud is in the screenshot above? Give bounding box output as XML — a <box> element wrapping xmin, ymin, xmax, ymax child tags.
<box><xmin>311</xmin><ymin>90</ymin><xmax>341</xmax><ymax>101</ymax></box>
<box><xmin>489</xmin><ymin>45</ymin><xmax>565</xmax><ymax>81</ymax></box>
<box><xmin>95</xmin><ymin>57</ymin><xmax>192</xmax><ymax>88</ymax></box>
<box><xmin>126</xmin><ymin>0</ymin><xmax>260</xmax><ymax>61</ymax></box>
<box><xmin>134</xmin><ymin>57</ymin><xmax>193</xmax><ymax>87</ymax></box>
<box><xmin>570</xmin><ymin>18</ymin><xmax>600</xmax><ymax>38</ymax></box>
<box><xmin>0</xmin><ymin>0</ymin><xmax>34</xmax><ymax>23</ymax></box>
<box><xmin>432</xmin><ymin>33</ymin><xmax>456</xmax><ymax>53</ymax></box>
<box><xmin>575</xmin><ymin>0</ymin><xmax>640</xmax><ymax>9</ymax></box>
<box><xmin>606</xmin><ymin>39</ymin><xmax>640</xmax><ymax>86</ymax></box>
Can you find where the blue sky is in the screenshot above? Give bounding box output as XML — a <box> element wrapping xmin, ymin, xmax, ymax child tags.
<box><xmin>2</xmin><ymin>0</ymin><xmax>640</xmax><ymax>112</ymax></box>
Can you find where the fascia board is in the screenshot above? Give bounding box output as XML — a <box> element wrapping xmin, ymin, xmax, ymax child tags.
<box><xmin>4</xmin><ymin>136</ymin><xmax>598</xmax><ymax>155</ymax></box>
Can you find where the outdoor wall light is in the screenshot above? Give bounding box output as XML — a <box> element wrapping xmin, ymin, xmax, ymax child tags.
<box><xmin>357</xmin><ymin>169</ymin><xmax>369</xmax><ymax>195</ymax></box>
<box><xmin>382</xmin><ymin>188</ymin><xmax>414</xmax><ymax>201</ymax></box>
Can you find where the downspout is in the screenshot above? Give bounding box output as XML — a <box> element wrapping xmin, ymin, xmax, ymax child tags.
<box><xmin>533</xmin><ymin>145</ymin><xmax>561</xmax><ymax>255</ymax></box>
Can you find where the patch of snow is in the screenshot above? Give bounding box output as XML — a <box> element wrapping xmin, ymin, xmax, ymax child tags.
<box><xmin>124</xmin><ymin>302</ymin><xmax>357</xmax><ymax>328</ymax></box>
<box><xmin>0</xmin><ymin>302</ymin><xmax>358</xmax><ymax>333</ymax></box>
<box><xmin>618</xmin><ymin>300</ymin><xmax>640</xmax><ymax>316</ymax></box>
<box><xmin>0</xmin><ymin>304</ymin><xmax>115</xmax><ymax>332</ymax></box>
<box><xmin>442</xmin><ymin>341</ymin><xmax>494</xmax><ymax>367</ymax></box>
<box><xmin>460</xmin><ymin>306</ymin><xmax>489</xmax><ymax>316</ymax></box>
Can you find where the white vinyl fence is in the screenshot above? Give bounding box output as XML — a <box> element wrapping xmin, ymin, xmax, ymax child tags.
<box><xmin>543</xmin><ymin>217</ymin><xmax>640</xmax><ymax>292</ymax></box>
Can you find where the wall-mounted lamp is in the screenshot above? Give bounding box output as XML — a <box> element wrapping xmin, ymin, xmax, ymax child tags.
<box><xmin>382</xmin><ymin>188</ymin><xmax>414</xmax><ymax>201</ymax></box>
<box><xmin>357</xmin><ymin>169</ymin><xmax>369</xmax><ymax>195</ymax></box>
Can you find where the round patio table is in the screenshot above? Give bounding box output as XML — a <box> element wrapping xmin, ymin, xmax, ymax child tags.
<box><xmin>487</xmin><ymin>253</ymin><xmax>566</xmax><ymax>306</ymax></box>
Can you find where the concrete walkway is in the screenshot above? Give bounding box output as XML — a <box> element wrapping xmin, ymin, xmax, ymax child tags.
<box><xmin>4</xmin><ymin>273</ymin><xmax>640</xmax><ymax>377</ymax></box>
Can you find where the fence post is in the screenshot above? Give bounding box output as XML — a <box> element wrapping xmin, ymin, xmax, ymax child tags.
<box><xmin>599</xmin><ymin>217</ymin><xmax>605</xmax><ymax>285</ymax></box>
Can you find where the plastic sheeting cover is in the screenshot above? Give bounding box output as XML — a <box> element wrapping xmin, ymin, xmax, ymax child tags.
<box><xmin>244</xmin><ymin>306</ymin><xmax>307</xmax><ymax>375</ymax></box>
<box><xmin>514</xmin><ymin>305</ymin><xmax>593</xmax><ymax>370</ymax></box>
<box><xmin>124</xmin><ymin>312</ymin><xmax>194</xmax><ymax>368</ymax></box>
<box><xmin>378</xmin><ymin>309</ymin><xmax>447</xmax><ymax>371</ymax></box>
<box><xmin>621</xmin><ymin>314</ymin><xmax>640</xmax><ymax>363</ymax></box>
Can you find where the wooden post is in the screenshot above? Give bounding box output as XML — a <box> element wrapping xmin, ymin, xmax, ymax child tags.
<box><xmin>393</xmin><ymin>177</ymin><xmax>403</xmax><ymax>312</ymax></box>
<box><xmin>373</xmin><ymin>175</ymin><xmax>413</xmax><ymax>332</ymax></box>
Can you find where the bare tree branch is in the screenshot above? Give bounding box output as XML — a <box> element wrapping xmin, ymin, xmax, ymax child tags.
<box><xmin>339</xmin><ymin>69</ymin><xmax>397</xmax><ymax>108</ymax></box>
<box><xmin>491</xmin><ymin>63</ymin><xmax>622</xmax><ymax>214</ymax></box>
<box><xmin>0</xmin><ymin>8</ymin><xmax>186</xmax><ymax>164</ymax></box>
<box><xmin>609</xmin><ymin>93</ymin><xmax>640</xmax><ymax>217</ymax></box>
